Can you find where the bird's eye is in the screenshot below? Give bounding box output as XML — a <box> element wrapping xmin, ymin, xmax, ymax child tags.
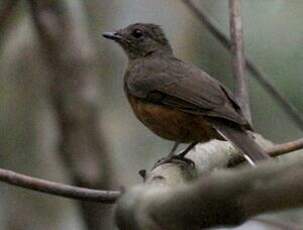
<box><xmin>132</xmin><ymin>29</ymin><xmax>143</xmax><ymax>38</ymax></box>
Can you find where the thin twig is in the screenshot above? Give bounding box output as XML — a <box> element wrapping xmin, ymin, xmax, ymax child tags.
<box><xmin>0</xmin><ymin>168</ymin><xmax>120</xmax><ymax>203</ymax></box>
<box><xmin>229</xmin><ymin>137</ymin><xmax>303</xmax><ymax>166</ymax></box>
<box><xmin>181</xmin><ymin>0</ymin><xmax>303</xmax><ymax>130</ymax></box>
<box><xmin>267</xmin><ymin>138</ymin><xmax>303</xmax><ymax>158</ymax></box>
<box><xmin>0</xmin><ymin>0</ymin><xmax>18</xmax><ymax>32</ymax></box>
<box><xmin>229</xmin><ymin>0</ymin><xmax>251</xmax><ymax>124</ymax></box>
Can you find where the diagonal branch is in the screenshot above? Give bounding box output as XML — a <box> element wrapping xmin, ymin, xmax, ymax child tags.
<box><xmin>181</xmin><ymin>0</ymin><xmax>303</xmax><ymax>130</ymax></box>
<box><xmin>0</xmin><ymin>168</ymin><xmax>120</xmax><ymax>203</ymax></box>
<box><xmin>229</xmin><ymin>0</ymin><xmax>251</xmax><ymax>123</ymax></box>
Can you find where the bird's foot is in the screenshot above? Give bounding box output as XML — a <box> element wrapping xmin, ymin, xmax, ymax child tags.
<box><xmin>152</xmin><ymin>142</ymin><xmax>198</xmax><ymax>169</ymax></box>
<box><xmin>153</xmin><ymin>153</ymin><xmax>195</xmax><ymax>169</ymax></box>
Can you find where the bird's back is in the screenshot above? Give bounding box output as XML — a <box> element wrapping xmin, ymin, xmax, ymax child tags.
<box><xmin>124</xmin><ymin>54</ymin><xmax>249</xmax><ymax>128</ymax></box>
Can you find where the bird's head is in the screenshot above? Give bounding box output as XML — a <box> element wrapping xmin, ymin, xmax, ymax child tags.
<box><xmin>103</xmin><ymin>23</ymin><xmax>173</xmax><ymax>59</ymax></box>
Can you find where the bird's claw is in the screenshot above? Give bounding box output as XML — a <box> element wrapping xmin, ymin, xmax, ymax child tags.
<box><xmin>153</xmin><ymin>153</ymin><xmax>195</xmax><ymax>169</ymax></box>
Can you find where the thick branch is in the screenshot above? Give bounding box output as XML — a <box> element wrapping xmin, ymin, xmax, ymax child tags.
<box><xmin>116</xmin><ymin>155</ymin><xmax>303</xmax><ymax>229</ymax></box>
<box><xmin>0</xmin><ymin>168</ymin><xmax>120</xmax><ymax>203</ymax></box>
<box><xmin>115</xmin><ymin>135</ymin><xmax>303</xmax><ymax>229</ymax></box>
<box><xmin>229</xmin><ymin>0</ymin><xmax>251</xmax><ymax>123</ymax></box>
<box><xmin>181</xmin><ymin>0</ymin><xmax>303</xmax><ymax>130</ymax></box>
<box><xmin>151</xmin><ymin>158</ymin><xmax>303</xmax><ymax>228</ymax></box>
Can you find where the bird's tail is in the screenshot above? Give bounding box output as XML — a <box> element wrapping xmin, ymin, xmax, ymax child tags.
<box><xmin>212</xmin><ymin>120</ymin><xmax>270</xmax><ymax>165</ymax></box>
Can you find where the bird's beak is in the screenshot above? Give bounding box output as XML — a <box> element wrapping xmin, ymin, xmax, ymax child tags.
<box><xmin>102</xmin><ymin>31</ymin><xmax>122</xmax><ymax>41</ymax></box>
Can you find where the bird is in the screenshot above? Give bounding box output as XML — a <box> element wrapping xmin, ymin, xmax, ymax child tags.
<box><xmin>103</xmin><ymin>23</ymin><xmax>270</xmax><ymax>164</ymax></box>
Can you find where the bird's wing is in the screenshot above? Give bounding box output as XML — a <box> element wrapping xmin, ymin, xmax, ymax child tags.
<box><xmin>125</xmin><ymin>57</ymin><xmax>248</xmax><ymax>126</ymax></box>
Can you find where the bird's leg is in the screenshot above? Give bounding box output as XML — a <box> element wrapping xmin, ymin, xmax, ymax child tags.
<box><xmin>167</xmin><ymin>142</ymin><xmax>180</xmax><ymax>157</ymax></box>
<box><xmin>153</xmin><ymin>142</ymin><xmax>198</xmax><ymax>169</ymax></box>
<box><xmin>178</xmin><ymin>141</ymin><xmax>198</xmax><ymax>158</ymax></box>
<box><xmin>171</xmin><ymin>141</ymin><xmax>198</xmax><ymax>165</ymax></box>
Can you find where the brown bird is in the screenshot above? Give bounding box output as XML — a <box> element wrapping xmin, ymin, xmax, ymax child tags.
<box><xmin>103</xmin><ymin>23</ymin><xmax>270</xmax><ymax>164</ymax></box>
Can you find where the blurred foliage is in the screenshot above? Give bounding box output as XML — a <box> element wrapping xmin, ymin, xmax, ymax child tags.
<box><xmin>0</xmin><ymin>0</ymin><xmax>302</xmax><ymax>229</ymax></box>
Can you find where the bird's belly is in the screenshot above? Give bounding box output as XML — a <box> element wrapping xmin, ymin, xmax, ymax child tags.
<box><xmin>127</xmin><ymin>95</ymin><xmax>219</xmax><ymax>143</ymax></box>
